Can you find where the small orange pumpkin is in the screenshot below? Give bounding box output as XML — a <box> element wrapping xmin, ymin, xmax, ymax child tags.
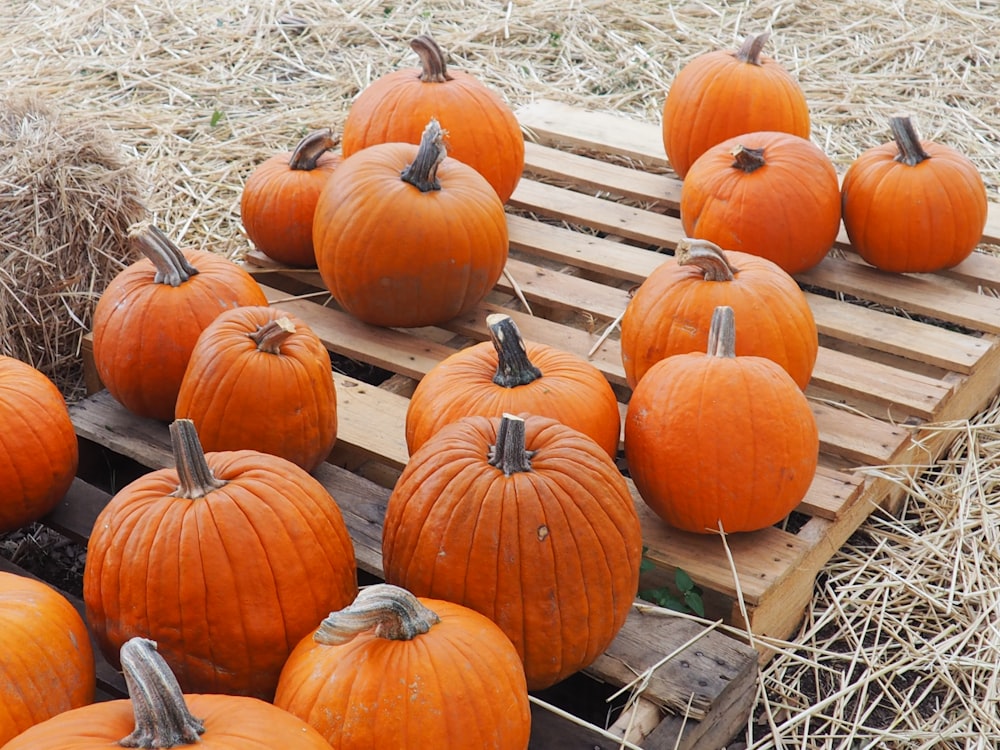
<box><xmin>841</xmin><ymin>116</ymin><xmax>988</xmax><ymax>273</ymax></box>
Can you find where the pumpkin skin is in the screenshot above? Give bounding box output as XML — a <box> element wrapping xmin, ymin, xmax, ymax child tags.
<box><xmin>275</xmin><ymin>584</ymin><xmax>531</xmax><ymax>749</ymax></box>
<box><xmin>383</xmin><ymin>413</ymin><xmax>643</xmax><ymax>690</ymax></box>
<box><xmin>405</xmin><ymin>313</ymin><xmax>621</xmax><ymax>458</ymax></box>
<box><xmin>0</xmin><ymin>571</ymin><xmax>96</xmax><ymax>746</ymax></box>
<box><xmin>175</xmin><ymin>306</ymin><xmax>337</xmax><ymax>473</ymax></box>
<box><xmin>240</xmin><ymin>128</ymin><xmax>342</xmax><ymax>267</ymax></box>
<box><xmin>625</xmin><ymin>306</ymin><xmax>819</xmax><ymax>533</ymax></box>
<box><xmin>620</xmin><ymin>237</ymin><xmax>817</xmax><ymax>390</ymax></box>
<box><xmin>342</xmin><ymin>34</ymin><xmax>524</xmax><ymax>203</ymax></box>
<box><xmin>83</xmin><ymin>419</ymin><xmax>358</xmax><ymax>701</ymax></box>
<box><xmin>314</xmin><ymin>118</ymin><xmax>509</xmax><ymax>328</ymax></box>
<box><xmin>680</xmin><ymin>131</ymin><xmax>842</xmax><ymax>275</ymax></box>
<box><xmin>0</xmin><ymin>356</ymin><xmax>79</xmax><ymax>533</ymax></box>
<box><xmin>92</xmin><ymin>221</ymin><xmax>268</xmax><ymax>421</ymax></box>
<box><xmin>841</xmin><ymin>116</ymin><xmax>988</xmax><ymax>273</ymax></box>
<box><xmin>662</xmin><ymin>32</ymin><xmax>810</xmax><ymax>178</ymax></box>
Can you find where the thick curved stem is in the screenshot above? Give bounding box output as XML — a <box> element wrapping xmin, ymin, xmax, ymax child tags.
<box><xmin>730</xmin><ymin>144</ymin><xmax>767</xmax><ymax>173</ymax></box>
<box><xmin>707</xmin><ymin>306</ymin><xmax>737</xmax><ymax>359</ymax></box>
<box><xmin>735</xmin><ymin>32</ymin><xmax>770</xmax><ymax>65</ymax></box>
<box><xmin>401</xmin><ymin>119</ymin><xmax>447</xmax><ymax>192</ymax></box>
<box><xmin>315</xmin><ymin>584</ymin><xmax>441</xmax><ymax>645</ymax></box>
<box><xmin>288</xmin><ymin>128</ymin><xmax>339</xmax><ymax>171</ymax></box>
<box><xmin>129</xmin><ymin>221</ymin><xmax>199</xmax><ymax>287</ymax></box>
<box><xmin>675</xmin><ymin>237</ymin><xmax>741</xmax><ymax>281</ymax></box>
<box><xmin>247</xmin><ymin>316</ymin><xmax>296</xmax><ymax>354</ymax></box>
<box><xmin>889</xmin><ymin>116</ymin><xmax>932</xmax><ymax>167</ymax></box>
<box><xmin>488</xmin><ymin>413</ymin><xmax>535</xmax><ymax>475</ymax></box>
<box><xmin>488</xmin><ymin>313</ymin><xmax>542</xmax><ymax>387</ymax></box>
<box><xmin>410</xmin><ymin>34</ymin><xmax>453</xmax><ymax>83</ymax></box>
<box><xmin>169</xmin><ymin>419</ymin><xmax>227</xmax><ymax>499</ymax></box>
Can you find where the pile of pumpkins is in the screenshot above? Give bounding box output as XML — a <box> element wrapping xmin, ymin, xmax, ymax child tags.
<box><xmin>0</xmin><ymin>29</ymin><xmax>990</xmax><ymax>749</ymax></box>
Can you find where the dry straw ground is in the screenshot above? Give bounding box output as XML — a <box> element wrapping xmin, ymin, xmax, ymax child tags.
<box><xmin>2</xmin><ymin>1</ymin><xmax>999</xmax><ymax>748</ymax></box>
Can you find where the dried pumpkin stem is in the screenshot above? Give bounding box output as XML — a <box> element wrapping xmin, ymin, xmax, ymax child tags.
<box><xmin>730</xmin><ymin>144</ymin><xmax>767</xmax><ymax>173</ymax></box>
<box><xmin>117</xmin><ymin>637</ymin><xmax>206</xmax><ymax>748</ymax></box>
<box><xmin>889</xmin><ymin>116</ymin><xmax>932</xmax><ymax>167</ymax></box>
<box><xmin>707</xmin><ymin>306</ymin><xmax>737</xmax><ymax>359</ymax></box>
<box><xmin>315</xmin><ymin>584</ymin><xmax>440</xmax><ymax>645</ymax></box>
<box><xmin>401</xmin><ymin>118</ymin><xmax>447</xmax><ymax>192</ymax></box>
<box><xmin>675</xmin><ymin>237</ymin><xmax>741</xmax><ymax>281</ymax></box>
<box><xmin>288</xmin><ymin>128</ymin><xmax>339</xmax><ymax>171</ymax></box>
<box><xmin>169</xmin><ymin>419</ymin><xmax>227</xmax><ymax>499</ymax></box>
<box><xmin>487</xmin><ymin>313</ymin><xmax>542</xmax><ymax>387</ymax></box>
<box><xmin>411</xmin><ymin>34</ymin><xmax>453</xmax><ymax>83</ymax></box>
<box><xmin>735</xmin><ymin>32</ymin><xmax>771</xmax><ymax>65</ymax></box>
<box><xmin>247</xmin><ymin>316</ymin><xmax>296</xmax><ymax>354</ymax></box>
<box><xmin>488</xmin><ymin>413</ymin><xmax>535</xmax><ymax>475</ymax></box>
<box><xmin>129</xmin><ymin>221</ymin><xmax>199</xmax><ymax>287</ymax></box>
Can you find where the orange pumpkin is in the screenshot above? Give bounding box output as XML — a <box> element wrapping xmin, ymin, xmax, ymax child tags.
<box><xmin>3</xmin><ymin>637</ymin><xmax>332</xmax><ymax>750</ymax></box>
<box><xmin>83</xmin><ymin>419</ymin><xmax>358</xmax><ymax>701</ymax></box>
<box><xmin>175</xmin><ymin>306</ymin><xmax>337</xmax><ymax>473</ymax></box>
<box><xmin>680</xmin><ymin>131</ymin><xmax>842</xmax><ymax>275</ymax></box>
<box><xmin>662</xmin><ymin>32</ymin><xmax>810</xmax><ymax>178</ymax></box>
<box><xmin>314</xmin><ymin>118</ymin><xmax>508</xmax><ymax>328</ymax></box>
<box><xmin>92</xmin><ymin>221</ymin><xmax>268</xmax><ymax>421</ymax></box>
<box><xmin>342</xmin><ymin>34</ymin><xmax>524</xmax><ymax>203</ymax></box>
<box><xmin>383</xmin><ymin>412</ymin><xmax>643</xmax><ymax>690</ymax></box>
<box><xmin>275</xmin><ymin>584</ymin><xmax>531</xmax><ymax>749</ymax></box>
<box><xmin>620</xmin><ymin>237</ymin><xmax>817</xmax><ymax>390</ymax></box>
<box><xmin>625</xmin><ymin>306</ymin><xmax>818</xmax><ymax>533</ymax></box>
<box><xmin>841</xmin><ymin>116</ymin><xmax>988</xmax><ymax>273</ymax></box>
<box><xmin>0</xmin><ymin>356</ymin><xmax>79</xmax><ymax>533</ymax></box>
<box><xmin>405</xmin><ymin>313</ymin><xmax>621</xmax><ymax>458</ymax></box>
<box><xmin>240</xmin><ymin>128</ymin><xmax>342</xmax><ymax>268</ymax></box>
<box><xmin>0</xmin><ymin>571</ymin><xmax>95</xmax><ymax>746</ymax></box>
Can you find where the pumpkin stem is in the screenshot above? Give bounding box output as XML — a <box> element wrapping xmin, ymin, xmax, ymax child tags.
<box><xmin>169</xmin><ymin>419</ymin><xmax>228</xmax><ymax>499</ymax></box>
<box><xmin>707</xmin><ymin>306</ymin><xmax>737</xmax><ymax>359</ymax></box>
<box><xmin>889</xmin><ymin>116</ymin><xmax>932</xmax><ymax>167</ymax></box>
<box><xmin>488</xmin><ymin>313</ymin><xmax>542</xmax><ymax>387</ymax></box>
<box><xmin>411</xmin><ymin>34</ymin><xmax>453</xmax><ymax>83</ymax></box>
<box><xmin>314</xmin><ymin>584</ymin><xmax>440</xmax><ymax>645</ymax></box>
<box><xmin>117</xmin><ymin>637</ymin><xmax>206</xmax><ymax>748</ymax></box>
<box><xmin>401</xmin><ymin>118</ymin><xmax>447</xmax><ymax>192</ymax></box>
<box><xmin>734</xmin><ymin>32</ymin><xmax>771</xmax><ymax>65</ymax></box>
<box><xmin>247</xmin><ymin>316</ymin><xmax>296</xmax><ymax>354</ymax></box>
<box><xmin>730</xmin><ymin>144</ymin><xmax>767</xmax><ymax>173</ymax></box>
<box><xmin>287</xmin><ymin>128</ymin><xmax>339</xmax><ymax>171</ymax></box>
<box><xmin>129</xmin><ymin>221</ymin><xmax>199</xmax><ymax>287</ymax></box>
<box><xmin>675</xmin><ymin>237</ymin><xmax>741</xmax><ymax>281</ymax></box>
<box><xmin>488</xmin><ymin>413</ymin><xmax>535</xmax><ymax>475</ymax></box>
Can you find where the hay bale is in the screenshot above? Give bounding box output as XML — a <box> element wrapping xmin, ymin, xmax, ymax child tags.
<box><xmin>0</xmin><ymin>93</ymin><xmax>148</xmax><ymax>399</ymax></box>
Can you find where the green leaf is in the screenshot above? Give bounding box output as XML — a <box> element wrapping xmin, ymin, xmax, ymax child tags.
<box><xmin>210</xmin><ymin>109</ymin><xmax>224</xmax><ymax>127</ymax></box>
<box><xmin>675</xmin><ymin>567</ymin><xmax>696</xmax><ymax>593</ymax></box>
<box><xmin>684</xmin><ymin>589</ymin><xmax>706</xmax><ymax>617</ymax></box>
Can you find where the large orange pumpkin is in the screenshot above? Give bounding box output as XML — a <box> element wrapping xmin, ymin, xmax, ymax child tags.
<box><xmin>0</xmin><ymin>356</ymin><xmax>78</xmax><ymax>533</ymax></box>
<box><xmin>0</xmin><ymin>571</ymin><xmax>95</xmax><ymax>746</ymax></box>
<box><xmin>620</xmin><ymin>237</ymin><xmax>817</xmax><ymax>390</ymax></box>
<box><xmin>314</xmin><ymin>118</ymin><xmax>508</xmax><ymax>328</ymax></box>
<box><xmin>383</xmin><ymin>412</ymin><xmax>643</xmax><ymax>690</ymax></box>
<box><xmin>91</xmin><ymin>221</ymin><xmax>268</xmax><ymax>421</ymax></box>
<box><xmin>275</xmin><ymin>584</ymin><xmax>531</xmax><ymax>749</ymax></box>
<box><xmin>662</xmin><ymin>32</ymin><xmax>810</xmax><ymax>178</ymax></box>
<box><xmin>83</xmin><ymin>419</ymin><xmax>358</xmax><ymax>701</ymax></box>
<box><xmin>2</xmin><ymin>637</ymin><xmax>332</xmax><ymax>750</ymax></box>
<box><xmin>405</xmin><ymin>313</ymin><xmax>621</xmax><ymax>458</ymax></box>
<box><xmin>175</xmin><ymin>306</ymin><xmax>337</xmax><ymax>473</ymax></box>
<box><xmin>342</xmin><ymin>34</ymin><xmax>524</xmax><ymax>203</ymax></box>
<box><xmin>625</xmin><ymin>306</ymin><xmax>818</xmax><ymax>533</ymax></box>
<box><xmin>841</xmin><ymin>116</ymin><xmax>988</xmax><ymax>273</ymax></box>
<box><xmin>240</xmin><ymin>128</ymin><xmax>342</xmax><ymax>268</ymax></box>
<box><xmin>680</xmin><ymin>131</ymin><xmax>842</xmax><ymax>275</ymax></box>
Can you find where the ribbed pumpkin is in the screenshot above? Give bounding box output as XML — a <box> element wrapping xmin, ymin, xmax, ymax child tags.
<box><xmin>2</xmin><ymin>637</ymin><xmax>332</xmax><ymax>750</ymax></box>
<box><xmin>83</xmin><ymin>419</ymin><xmax>358</xmax><ymax>701</ymax></box>
<box><xmin>314</xmin><ymin>118</ymin><xmax>508</xmax><ymax>328</ymax></box>
<box><xmin>841</xmin><ymin>116</ymin><xmax>988</xmax><ymax>273</ymax></box>
<box><xmin>620</xmin><ymin>237</ymin><xmax>817</xmax><ymax>390</ymax></box>
<box><xmin>0</xmin><ymin>356</ymin><xmax>79</xmax><ymax>533</ymax></box>
<box><xmin>662</xmin><ymin>32</ymin><xmax>810</xmax><ymax>178</ymax></box>
<box><xmin>92</xmin><ymin>221</ymin><xmax>268</xmax><ymax>421</ymax></box>
<box><xmin>240</xmin><ymin>128</ymin><xmax>342</xmax><ymax>268</ymax></box>
<box><xmin>405</xmin><ymin>313</ymin><xmax>621</xmax><ymax>458</ymax></box>
<box><xmin>625</xmin><ymin>306</ymin><xmax>818</xmax><ymax>534</ymax></box>
<box><xmin>275</xmin><ymin>584</ymin><xmax>531</xmax><ymax>749</ymax></box>
<box><xmin>383</xmin><ymin>412</ymin><xmax>643</xmax><ymax>690</ymax></box>
<box><xmin>175</xmin><ymin>306</ymin><xmax>337</xmax><ymax>473</ymax></box>
<box><xmin>342</xmin><ymin>34</ymin><xmax>524</xmax><ymax>203</ymax></box>
<box><xmin>0</xmin><ymin>571</ymin><xmax>95</xmax><ymax>746</ymax></box>
<box><xmin>680</xmin><ymin>131</ymin><xmax>842</xmax><ymax>275</ymax></box>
